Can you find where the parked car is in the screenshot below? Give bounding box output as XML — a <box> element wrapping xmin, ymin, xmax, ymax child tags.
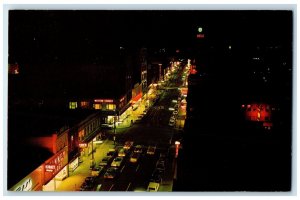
<box><xmin>134</xmin><ymin>145</ymin><xmax>143</xmax><ymax>153</ymax></box>
<box><xmin>104</xmin><ymin>167</ymin><xmax>118</xmax><ymax>179</ymax></box>
<box><xmin>150</xmin><ymin>171</ymin><xmax>163</xmax><ymax>183</ymax></box>
<box><xmin>147</xmin><ymin>182</ymin><xmax>160</xmax><ymax>192</ymax></box>
<box><xmin>156</xmin><ymin>160</ymin><xmax>165</xmax><ymax>171</ymax></box>
<box><xmin>152</xmin><ymin>168</ymin><xmax>164</xmax><ymax>177</ymax></box>
<box><xmin>147</xmin><ymin>146</ymin><xmax>156</xmax><ymax>155</ymax></box>
<box><xmin>80</xmin><ymin>176</ymin><xmax>96</xmax><ymax>191</ymax></box>
<box><xmin>118</xmin><ymin>148</ymin><xmax>127</xmax><ymax>157</ymax></box>
<box><xmin>99</xmin><ymin>156</ymin><xmax>113</xmax><ymax>166</ymax></box>
<box><xmin>111</xmin><ymin>156</ymin><xmax>124</xmax><ymax>167</ymax></box>
<box><xmin>91</xmin><ymin>166</ymin><xmax>104</xmax><ymax>176</ymax></box>
<box><xmin>107</xmin><ymin>148</ymin><xmax>117</xmax><ymax>157</ymax></box>
<box><xmin>123</xmin><ymin>141</ymin><xmax>134</xmax><ymax>150</ymax></box>
<box><xmin>129</xmin><ymin>152</ymin><xmax>141</xmax><ymax>163</ymax></box>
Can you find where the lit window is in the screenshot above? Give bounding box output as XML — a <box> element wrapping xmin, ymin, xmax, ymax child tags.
<box><xmin>78</xmin><ymin>129</ymin><xmax>85</xmax><ymax>141</ymax></box>
<box><xmin>69</xmin><ymin>102</ymin><xmax>77</xmax><ymax>109</ymax></box>
<box><xmin>81</xmin><ymin>101</ymin><xmax>89</xmax><ymax>108</ymax></box>
<box><xmin>93</xmin><ymin>104</ymin><xmax>102</xmax><ymax>110</ymax></box>
<box><xmin>108</xmin><ymin>104</ymin><xmax>116</xmax><ymax>110</ymax></box>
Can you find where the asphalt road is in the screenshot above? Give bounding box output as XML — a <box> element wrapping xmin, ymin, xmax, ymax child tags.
<box><xmin>89</xmin><ymin>65</ymin><xmax>186</xmax><ymax>192</ymax></box>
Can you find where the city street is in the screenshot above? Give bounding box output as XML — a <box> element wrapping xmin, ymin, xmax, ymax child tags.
<box><xmin>54</xmin><ymin>64</ymin><xmax>186</xmax><ymax>192</ymax></box>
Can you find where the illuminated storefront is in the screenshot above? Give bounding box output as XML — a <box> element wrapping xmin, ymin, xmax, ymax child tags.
<box><xmin>93</xmin><ymin>99</ymin><xmax>116</xmax><ymax>111</ymax></box>
<box><xmin>68</xmin><ymin>157</ymin><xmax>79</xmax><ymax>172</ymax></box>
<box><xmin>42</xmin><ymin>147</ymin><xmax>68</xmax><ymax>191</ymax></box>
<box><xmin>9</xmin><ymin>166</ymin><xmax>43</xmax><ymax>191</ymax></box>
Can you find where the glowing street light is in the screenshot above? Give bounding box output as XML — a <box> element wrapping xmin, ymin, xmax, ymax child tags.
<box><xmin>175</xmin><ymin>141</ymin><xmax>180</xmax><ymax>158</ymax></box>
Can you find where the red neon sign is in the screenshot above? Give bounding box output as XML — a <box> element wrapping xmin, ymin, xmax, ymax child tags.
<box><xmin>196</xmin><ymin>34</ymin><xmax>205</xmax><ymax>38</ymax></box>
<box><xmin>94</xmin><ymin>99</ymin><xmax>114</xmax><ymax>103</ymax></box>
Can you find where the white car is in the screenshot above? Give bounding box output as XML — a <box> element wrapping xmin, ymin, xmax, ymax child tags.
<box><xmin>111</xmin><ymin>157</ymin><xmax>124</xmax><ymax>167</ymax></box>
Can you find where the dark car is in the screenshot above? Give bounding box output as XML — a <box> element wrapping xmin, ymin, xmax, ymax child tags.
<box><xmin>129</xmin><ymin>152</ymin><xmax>141</xmax><ymax>163</ymax></box>
<box><xmin>150</xmin><ymin>173</ymin><xmax>163</xmax><ymax>184</ymax></box>
<box><xmin>104</xmin><ymin>167</ymin><xmax>119</xmax><ymax>179</ymax></box>
<box><xmin>134</xmin><ymin>145</ymin><xmax>143</xmax><ymax>153</ymax></box>
<box><xmin>99</xmin><ymin>156</ymin><xmax>113</xmax><ymax>166</ymax></box>
<box><xmin>91</xmin><ymin>166</ymin><xmax>104</xmax><ymax>176</ymax></box>
<box><xmin>80</xmin><ymin>176</ymin><xmax>96</xmax><ymax>191</ymax></box>
<box><xmin>107</xmin><ymin>148</ymin><xmax>117</xmax><ymax>157</ymax></box>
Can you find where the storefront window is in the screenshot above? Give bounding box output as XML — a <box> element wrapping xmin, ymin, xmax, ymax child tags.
<box><xmin>78</xmin><ymin>129</ymin><xmax>85</xmax><ymax>141</ymax></box>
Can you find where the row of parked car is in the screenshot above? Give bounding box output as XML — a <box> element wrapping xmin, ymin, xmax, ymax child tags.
<box><xmin>80</xmin><ymin>141</ymin><xmax>158</xmax><ymax>190</ymax></box>
<box><xmin>147</xmin><ymin>153</ymin><xmax>167</xmax><ymax>192</ymax></box>
<box><xmin>102</xmin><ymin>142</ymin><xmax>157</xmax><ymax>179</ymax></box>
<box><xmin>169</xmin><ymin>102</ymin><xmax>179</xmax><ymax>127</ymax></box>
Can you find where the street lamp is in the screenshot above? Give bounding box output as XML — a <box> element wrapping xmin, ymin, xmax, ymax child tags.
<box><xmin>159</xmin><ymin>64</ymin><xmax>162</xmax><ymax>81</ymax></box>
<box><xmin>175</xmin><ymin>141</ymin><xmax>180</xmax><ymax>158</ymax></box>
<box><xmin>113</xmin><ymin>113</ymin><xmax>117</xmax><ymax>144</ymax></box>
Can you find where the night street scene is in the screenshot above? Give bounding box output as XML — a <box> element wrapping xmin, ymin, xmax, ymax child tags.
<box><xmin>7</xmin><ymin>9</ymin><xmax>294</xmax><ymax>193</ymax></box>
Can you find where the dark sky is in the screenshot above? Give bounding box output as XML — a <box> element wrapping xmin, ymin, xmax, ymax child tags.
<box><xmin>9</xmin><ymin>10</ymin><xmax>293</xmax><ymax>64</ymax></box>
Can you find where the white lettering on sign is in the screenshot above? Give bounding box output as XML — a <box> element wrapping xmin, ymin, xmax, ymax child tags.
<box><xmin>15</xmin><ymin>178</ymin><xmax>32</xmax><ymax>191</ymax></box>
<box><xmin>45</xmin><ymin>164</ymin><xmax>56</xmax><ymax>172</ymax></box>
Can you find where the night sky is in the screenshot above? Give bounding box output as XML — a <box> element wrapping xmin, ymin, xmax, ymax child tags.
<box><xmin>9</xmin><ymin>10</ymin><xmax>292</xmax><ymax>65</ymax></box>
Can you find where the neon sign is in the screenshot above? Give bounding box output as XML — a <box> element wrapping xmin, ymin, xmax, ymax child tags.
<box><xmin>79</xmin><ymin>143</ymin><xmax>88</xmax><ymax>148</ymax></box>
<box><xmin>196</xmin><ymin>34</ymin><xmax>205</xmax><ymax>38</ymax></box>
<box><xmin>14</xmin><ymin>178</ymin><xmax>32</xmax><ymax>191</ymax></box>
<box><xmin>94</xmin><ymin>99</ymin><xmax>114</xmax><ymax>103</ymax></box>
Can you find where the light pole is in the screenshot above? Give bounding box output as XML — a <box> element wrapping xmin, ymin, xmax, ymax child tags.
<box><xmin>113</xmin><ymin>113</ymin><xmax>117</xmax><ymax>144</ymax></box>
<box><xmin>90</xmin><ymin>140</ymin><xmax>95</xmax><ymax>169</ymax></box>
<box><xmin>175</xmin><ymin>141</ymin><xmax>180</xmax><ymax>158</ymax></box>
<box><xmin>159</xmin><ymin>64</ymin><xmax>162</xmax><ymax>81</ymax></box>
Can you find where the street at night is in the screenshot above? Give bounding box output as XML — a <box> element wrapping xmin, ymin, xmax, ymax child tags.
<box><xmin>5</xmin><ymin>6</ymin><xmax>295</xmax><ymax>195</ymax></box>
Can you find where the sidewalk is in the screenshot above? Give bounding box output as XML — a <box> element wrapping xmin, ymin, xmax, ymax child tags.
<box><xmin>56</xmin><ymin>139</ymin><xmax>115</xmax><ymax>191</ymax></box>
<box><xmin>116</xmin><ymin>96</ymin><xmax>151</xmax><ymax>129</ymax></box>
